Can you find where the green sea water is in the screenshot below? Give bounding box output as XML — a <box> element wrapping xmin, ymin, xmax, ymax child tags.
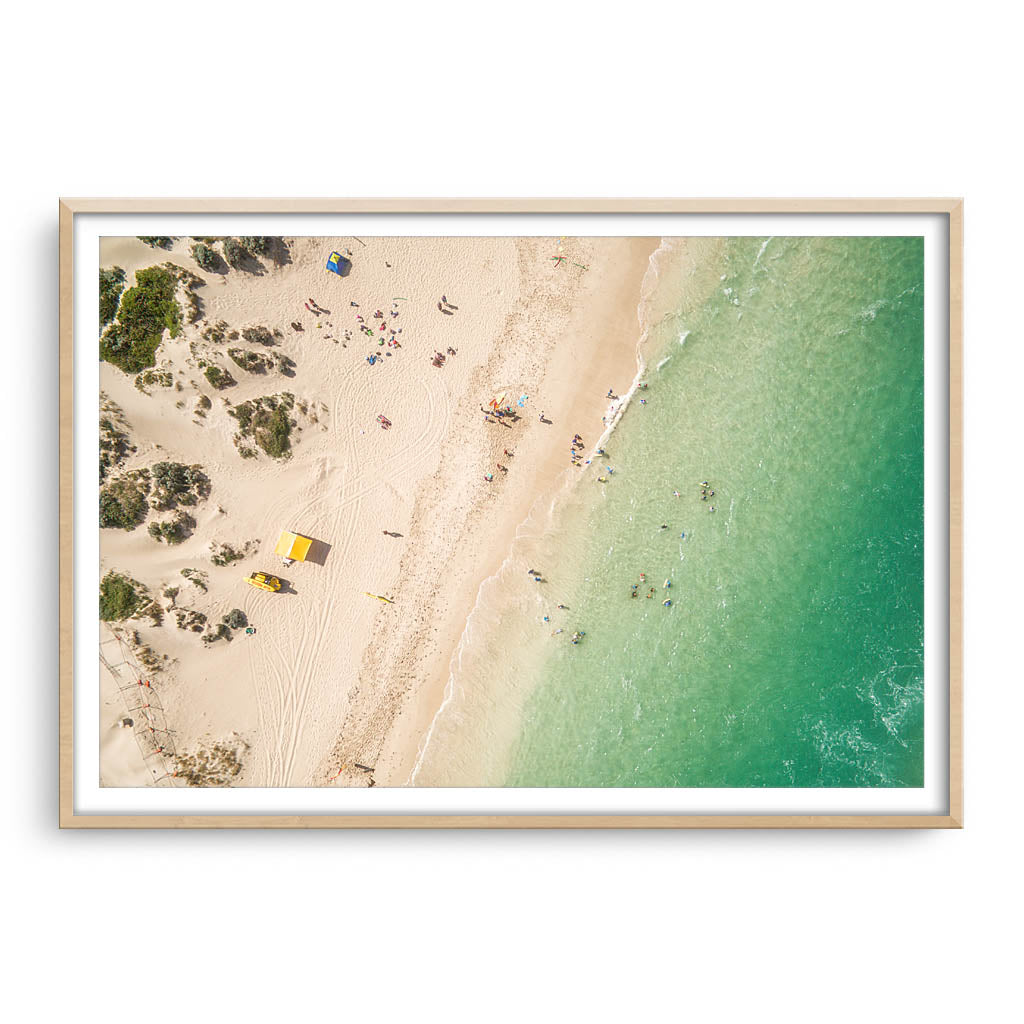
<box><xmin>415</xmin><ymin>236</ymin><xmax>924</xmax><ymax>788</ymax></box>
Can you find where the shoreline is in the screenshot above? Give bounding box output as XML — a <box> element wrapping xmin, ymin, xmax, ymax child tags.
<box><xmin>323</xmin><ymin>236</ymin><xmax>659</xmax><ymax>787</ymax></box>
<box><xmin>402</xmin><ymin>237</ymin><xmax>731</xmax><ymax>787</ymax></box>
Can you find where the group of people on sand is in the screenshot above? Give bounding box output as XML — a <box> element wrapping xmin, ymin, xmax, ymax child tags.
<box><xmin>351</xmin><ymin>300</ymin><xmax>405</xmax><ymax>360</ymax></box>
<box><xmin>569</xmin><ymin>432</ymin><xmax>586</xmax><ymax>466</ymax></box>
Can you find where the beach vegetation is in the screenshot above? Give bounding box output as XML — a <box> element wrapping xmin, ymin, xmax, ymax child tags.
<box><xmin>222</xmin><ymin>238</ymin><xmax>247</xmax><ymax>267</ymax></box>
<box><xmin>229</xmin><ymin>392</ymin><xmax>294</xmax><ymax>459</ymax></box>
<box><xmin>240</xmin><ymin>236</ymin><xmax>272</xmax><ymax>256</ymax></box>
<box><xmin>203</xmin><ymin>365</ymin><xmax>235</xmax><ymax>390</ymax></box>
<box><xmin>228</xmin><ymin>347</ymin><xmax>269</xmax><ymax>373</ymax></box>
<box><xmin>137</xmin><ymin>237</ymin><xmax>173</xmax><ymax>249</ymax></box>
<box><xmin>99</xmin><ymin>469</ymin><xmax>150</xmax><ymax>529</ymax></box>
<box><xmin>180</xmin><ymin>567</ymin><xmax>209</xmax><ymax>592</ymax></box>
<box><xmin>134</xmin><ymin>368</ymin><xmax>174</xmax><ymax>394</ymax></box>
<box><xmin>99</xmin><ymin>413</ymin><xmax>134</xmax><ymax>483</ymax></box>
<box><xmin>241</xmin><ymin>325</ymin><xmax>275</xmax><ymax>346</ymax></box>
<box><xmin>210</xmin><ymin>540</ymin><xmax>253</xmax><ymax>566</ymax></box>
<box><xmin>223</xmin><ymin>608</ymin><xmax>248</xmax><ymax>630</ymax></box>
<box><xmin>175</xmin><ymin>609</ymin><xmax>207</xmax><ymax>632</ymax></box>
<box><xmin>150</xmin><ymin>461</ymin><xmax>209</xmax><ymax>510</ymax></box>
<box><xmin>100</xmin><ymin>265</ymin><xmax>181</xmax><ymax>374</ymax></box>
<box><xmin>147</xmin><ymin>510</ymin><xmax>196</xmax><ymax>545</ymax></box>
<box><xmin>201</xmin><ymin>319</ymin><xmax>229</xmax><ymax>345</ymax></box>
<box><xmin>190</xmin><ymin>242</ymin><xmax>218</xmax><ymax>271</ymax></box>
<box><xmin>174</xmin><ymin>740</ymin><xmax>247</xmax><ymax>786</ymax></box>
<box><xmin>202</xmin><ymin>622</ymin><xmax>233</xmax><ymax>644</ymax></box>
<box><xmin>99</xmin><ymin>571</ymin><xmax>147</xmax><ymax>621</ymax></box>
<box><xmin>99</xmin><ymin>266</ymin><xmax>126</xmax><ymax>327</ymax></box>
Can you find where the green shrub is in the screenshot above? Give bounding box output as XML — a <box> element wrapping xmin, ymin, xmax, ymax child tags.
<box><xmin>202</xmin><ymin>622</ymin><xmax>233</xmax><ymax>644</ymax></box>
<box><xmin>228</xmin><ymin>348</ymin><xmax>267</xmax><ymax>373</ymax></box>
<box><xmin>174</xmin><ymin>741</ymin><xmax>246</xmax><ymax>785</ymax></box>
<box><xmin>138</xmin><ymin>237</ymin><xmax>173</xmax><ymax>249</ymax></box>
<box><xmin>175</xmin><ymin>609</ymin><xmax>207</xmax><ymax>632</ymax></box>
<box><xmin>240</xmin><ymin>236</ymin><xmax>272</xmax><ymax>256</ymax></box>
<box><xmin>147</xmin><ymin>510</ymin><xmax>196</xmax><ymax>544</ymax></box>
<box><xmin>191</xmin><ymin>242</ymin><xmax>217</xmax><ymax>270</ymax></box>
<box><xmin>229</xmin><ymin>393</ymin><xmax>294</xmax><ymax>459</ymax></box>
<box><xmin>99</xmin><ymin>416</ymin><xmax>134</xmax><ymax>482</ymax></box>
<box><xmin>201</xmin><ymin>319</ymin><xmax>229</xmax><ymax>344</ymax></box>
<box><xmin>223</xmin><ymin>608</ymin><xmax>248</xmax><ymax>629</ymax></box>
<box><xmin>99</xmin><ymin>267</ymin><xmax>126</xmax><ymax>327</ymax></box>
<box><xmin>203</xmin><ymin>365</ymin><xmax>235</xmax><ymax>390</ymax></box>
<box><xmin>99</xmin><ymin>572</ymin><xmax>146</xmax><ymax>621</ymax></box>
<box><xmin>99</xmin><ymin>470</ymin><xmax>150</xmax><ymax>529</ymax></box>
<box><xmin>260</xmin><ymin>406</ymin><xmax>291</xmax><ymax>457</ymax></box>
<box><xmin>134</xmin><ymin>368</ymin><xmax>173</xmax><ymax>394</ymax></box>
<box><xmin>100</xmin><ymin>266</ymin><xmax>181</xmax><ymax>373</ymax></box>
<box><xmin>210</xmin><ymin>541</ymin><xmax>246</xmax><ymax>566</ymax></box>
<box><xmin>241</xmin><ymin>325</ymin><xmax>275</xmax><ymax>346</ymax></box>
<box><xmin>181</xmin><ymin>567</ymin><xmax>209</xmax><ymax>592</ymax></box>
<box><xmin>222</xmin><ymin>238</ymin><xmax>246</xmax><ymax>266</ymax></box>
<box><xmin>150</xmin><ymin>462</ymin><xmax>209</xmax><ymax>510</ymax></box>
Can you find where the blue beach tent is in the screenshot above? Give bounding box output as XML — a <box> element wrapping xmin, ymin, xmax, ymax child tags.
<box><xmin>326</xmin><ymin>251</ymin><xmax>350</xmax><ymax>275</ymax></box>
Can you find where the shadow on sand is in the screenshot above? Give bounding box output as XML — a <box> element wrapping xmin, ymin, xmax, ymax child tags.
<box><xmin>305</xmin><ymin>538</ymin><xmax>333</xmax><ymax>566</ymax></box>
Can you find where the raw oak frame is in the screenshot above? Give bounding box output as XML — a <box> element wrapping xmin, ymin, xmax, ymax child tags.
<box><xmin>59</xmin><ymin>197</ymin><xmax>963</xmax><ymax>829</ymax></box>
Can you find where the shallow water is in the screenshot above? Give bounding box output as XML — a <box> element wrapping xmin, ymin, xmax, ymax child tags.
<box><xmin>415</xmin><ymin>237</ymin><xmax>924</xmax><ymax>788</ymax></box>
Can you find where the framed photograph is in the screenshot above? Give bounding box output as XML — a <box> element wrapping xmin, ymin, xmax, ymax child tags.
<box><xmin>60</xmin><ymin>198</ymin><xmax>962</xmax><ymax>828</ymax></box>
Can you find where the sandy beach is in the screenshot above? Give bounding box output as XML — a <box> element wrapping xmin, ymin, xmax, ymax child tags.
<box><xmin>98</xmin><ymin>233</ymin><xmax>657</xmax><ymax>787</ymax></box>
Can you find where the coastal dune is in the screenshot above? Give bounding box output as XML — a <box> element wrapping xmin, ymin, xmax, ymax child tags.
<box><xmin>98</xmin><ymin>234</ymin><xmax>657</xmax><ymax>788</ymax></box>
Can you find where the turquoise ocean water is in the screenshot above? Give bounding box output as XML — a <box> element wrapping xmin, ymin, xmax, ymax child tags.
<box><xmin>415</xmin><ymin>237</ymin><xmax>924</xmax><ymax>788</ymax></box>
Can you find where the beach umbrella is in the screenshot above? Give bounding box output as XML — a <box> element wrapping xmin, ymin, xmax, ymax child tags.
<box><xmin>517</xmin><ymin>393</ymin><xmax>528</xmax><ymax>407</ymax></box>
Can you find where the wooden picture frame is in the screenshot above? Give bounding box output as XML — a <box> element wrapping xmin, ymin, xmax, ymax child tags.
<box><xmin>60</xmin><ymin>198</ymin><xmax>962</xmax><ymax>828</ymax></box>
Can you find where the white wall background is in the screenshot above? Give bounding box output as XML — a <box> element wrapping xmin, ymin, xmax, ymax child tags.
<box><xmin>2</xmin><ymin>2</ymin><xmax>1018</xmax><ymax>1020</ymax></box>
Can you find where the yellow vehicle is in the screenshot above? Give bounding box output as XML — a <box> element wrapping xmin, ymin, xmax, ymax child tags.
<box><xmin>246</xmin><ymin>571</ymin><xmax>282</xmax><ymax>593</ymax></box>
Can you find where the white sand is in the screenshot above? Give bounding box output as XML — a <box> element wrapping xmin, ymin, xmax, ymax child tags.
<box><xmin>98</xmin><ymin>234</ymin><xmax>656</xmax><ymax>787</ymax></box>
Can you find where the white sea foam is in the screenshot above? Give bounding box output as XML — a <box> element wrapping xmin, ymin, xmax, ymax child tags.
<box><xmin>752</xmin><ymin>236</ymin><xmax>773</xmax><ymax>270</ymax></box>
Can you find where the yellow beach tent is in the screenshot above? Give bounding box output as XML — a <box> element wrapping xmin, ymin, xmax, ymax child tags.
<box><xmin>275</xmin><ymin>531</ymin><xmax>313</xmax><ymax>562</ymax></box>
